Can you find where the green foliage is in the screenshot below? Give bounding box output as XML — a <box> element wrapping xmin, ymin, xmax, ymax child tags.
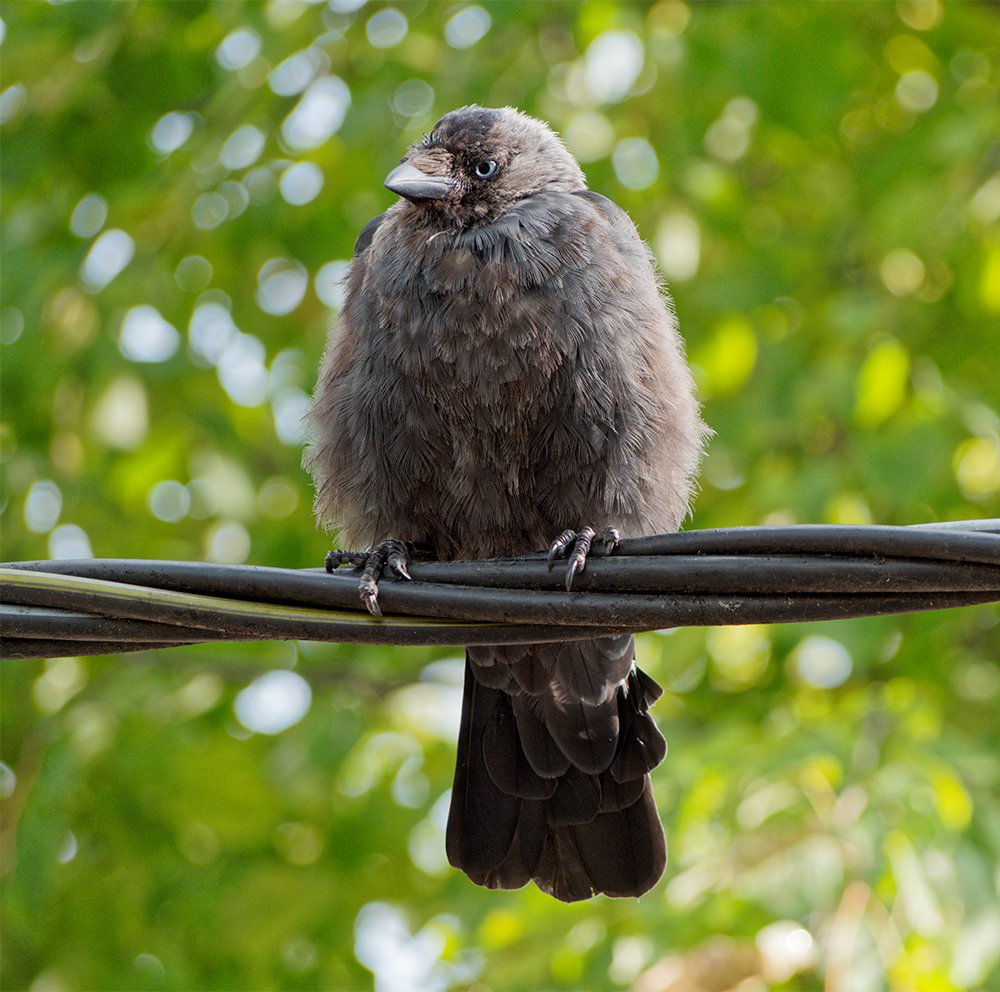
<box><xmin>2</xmin><ymin>1</ymin><xmax>999</xmax><ymax>989</ymax></box>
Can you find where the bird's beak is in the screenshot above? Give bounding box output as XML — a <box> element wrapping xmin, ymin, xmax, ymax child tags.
<box><xmin>384</xmin><ymin>162</ymin><xmax>455</xmax><ymax>202</ymax></box>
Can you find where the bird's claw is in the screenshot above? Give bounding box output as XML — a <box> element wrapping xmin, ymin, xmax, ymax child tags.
<box><xmin>325</xmin><ymin>538</ymin><xmax>411</xmax><ymax>616</ymax></box>
<box><xmin>546</xmin><ymin>526</ymin><xmax>620</xmax><ymax>591</ymax></box>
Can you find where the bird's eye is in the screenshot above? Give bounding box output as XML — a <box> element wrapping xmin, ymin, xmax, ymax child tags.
<box><xmin>474</xmin><ymin>160</ymin><xmax>498</xmax><ymax>179</ymax></box>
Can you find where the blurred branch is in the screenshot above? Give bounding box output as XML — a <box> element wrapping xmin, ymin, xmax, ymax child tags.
<box><xmin>2</xmin><ymin>520</ymin><xmax>998</xmax><ymax>660</ymax></box>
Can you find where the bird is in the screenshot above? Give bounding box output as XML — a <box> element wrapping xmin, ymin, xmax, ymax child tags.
<box><xmin>305</xmin><ymin>105</ymin><xmax>707</xmax><ymax>901</ymax></box>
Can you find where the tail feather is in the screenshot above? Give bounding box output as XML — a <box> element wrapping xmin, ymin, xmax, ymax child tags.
<box><xmin>538</xmin><ymin>692</ymin><xmax>619</xmax><ymax>774</ymax></box>
<box><xmin>509</xmin><ymin>693</ymin><xmax>572</xmax><ymax>777</ymax></box>
<box><xmin>598</xmin><ymin>768</ymin><xmax>646</xmax><ymax>812</ymax></box>
<box><xmin>560</xmin><ymin>780</ymin><xmax>665</xmax><ymax>898</ymax></box>
<box><xmin>448</xmin><ymin>639</ymin><xmax>668</xmax><ymax>902</ymax></box>
<box><xmin>549</xmin><ymin>766</ymin><xmax>602</xmax><ymax>825</ymax></box>
<box><xmin>531</xmin><ymin>826</ymin><xmax>595</xmax><ymax>903</ymax></box>
<box><xmin>468</xmin><ymin>800</ymin><xmax>547</xmax><ymax>892</ymax></box>
<box><xmin>445</xmin><ymin>666</ymin><xmax>520</xmax><ymax>875</ymax></box>
<box><xmin>610</xmin><ymin>674</ymin><xmax>668</xmax><ymax>783</ymax></box>
<box><xmin>482</xmin><ymin>694</ymin><xmax>557</xmax><ymax>799</ymax></box>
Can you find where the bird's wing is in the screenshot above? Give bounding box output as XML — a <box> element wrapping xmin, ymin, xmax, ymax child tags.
<box><xmin>354</xmin><ymin>213</ymin><xmax>386</xmax><ymax>257</ymax></box>
<box><xmin>572</xmin><ymin>189</ymin><xmax>639</xmax><ymax>235</ymax></box>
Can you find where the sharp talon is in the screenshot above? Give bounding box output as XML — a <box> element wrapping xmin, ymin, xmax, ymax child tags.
<box><xmin>386</xmin><ymin>540</ymin><xmax>411</xmax><ymax>580</ymax></box>
<box><xmin>324</xmin><ymin>540</ymin><xmax>412</xmax><ymax>615</ymax></box>
<box><xmin>548</xmin><ymin>525</ymin><xmax>617</xmax><ymax>590</ymax></box>
<box><xmin>359</xmin><ymin>554</ymin><xmax>384</xmax><ymax>615</ymax></box>
<box><xmin>547</xmin><ymin>529</ymin><xmax>576</xmax><ymax>570</ymax></box>
<box><xmin>600</xmin><ymin>526</ymin><xmax>620</xmax><ymax>552</ymax></box>
<box><xmin>563</xmin><ymin>527</ymin><xmax>595</xmax><ymax>590</ymax></box>
<box><xmin>360</xmin><ymin>583</ymin><xmax>382</xmax><ymax>617</ymax></box>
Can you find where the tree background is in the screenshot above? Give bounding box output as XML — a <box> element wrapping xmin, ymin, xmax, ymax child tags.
<box><xmin>2</xmin><ymin>1</ymin><xmax>999</xmax><ymax>989</ymax></box>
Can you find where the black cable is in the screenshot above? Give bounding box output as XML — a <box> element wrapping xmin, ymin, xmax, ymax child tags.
<box><xmin>1</xmin><ymin>520</ymin><xmax>997</xmax><ymax>660</ymax></box>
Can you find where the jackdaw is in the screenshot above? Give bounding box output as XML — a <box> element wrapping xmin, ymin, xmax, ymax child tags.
<box><xmin>306</xmin><ymin>105</ymin><xmax>707</xmax><ymax>901</ymax></box>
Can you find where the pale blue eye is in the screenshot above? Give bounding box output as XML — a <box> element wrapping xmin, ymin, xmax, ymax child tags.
<box><xmin>474</xmin><ymin>160</ymin><xmax>497</xmax><ymax>179</ymax></box>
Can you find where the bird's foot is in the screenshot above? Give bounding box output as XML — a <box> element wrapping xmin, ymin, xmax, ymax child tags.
<box><xmin>546</xmin><ymin>526</ymin><xmax>620</xmax><ymax>591</ymax></box>
<box><xmin>325</xmin><ymin>538</ymin><xmax>411</xmax><ymax>617</ymax></box>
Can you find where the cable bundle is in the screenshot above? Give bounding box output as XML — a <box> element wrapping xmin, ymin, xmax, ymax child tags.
<box><xmin>2</xmin><ymin>521</ymin><xmax>998</xmax><ymax>660</ymax></box>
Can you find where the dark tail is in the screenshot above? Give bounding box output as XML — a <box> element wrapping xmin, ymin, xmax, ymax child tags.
<box><xmin>446</xmin><ymin>637</ymin><xmax>667</xmax><ymax>902</ymax></box>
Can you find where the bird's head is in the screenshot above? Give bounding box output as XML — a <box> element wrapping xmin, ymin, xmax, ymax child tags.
<box><xmin>384</xmin><ymin>105</ymin><xmax>585</xmax><ymax>226</ymax></box>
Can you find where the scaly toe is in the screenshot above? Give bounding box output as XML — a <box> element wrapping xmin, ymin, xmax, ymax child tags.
<box><xmin>564</xmin><ymin>526</ymin><xmax>596</xmax><ymax>590</ymax></box>
<box><xmin>325</xmin><ymin>549</ymin><xmax>369</xmax><ymax>572</ymax></box>
<box><xmin>547</xmin><ymin>529</ymin><xmax>577</xmax><ymax>571</ymax></box>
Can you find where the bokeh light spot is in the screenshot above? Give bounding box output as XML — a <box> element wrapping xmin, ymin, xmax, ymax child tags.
<box><xmin>257</xmin><ymin>257</ymin><xmax>308</xmax><ymax>315</ymax></box>
<box><xmin>0</xmin><ymin>83</ymin><xmax>26</xmax><ymax>125</ymax></box>
<box><xmin>80</xmin><ymin>229</ymin><xmax>134</xmax><ymax>292</ymax></box>
<box><xmin>705</xmin><ymin>97</ymin><xmax>758</xmax><ymax>161</ymax></box>
<box><xmin>274</xmin><ymin>822</ymin><xmax>324</xmax><ymax>865</ymax></box>
<box><xmin>282</xmin><ymin>75</ymin><xmax>351</xmax><ymax>151</ymax></box>
<box><xmin>880</xmin><ymin>247</ymin><xmax>925</xmax><ymax>296</ymax></box>
<box><xmin>34</xmin><ymin>658</ymin><xmax>87</xmax><ymax>714</ymax></box>
<box><xmin>235</xmin><ymin>670</ymin><xmax>312</xmax><ymax>734</ymax></box>
<box><xmin>366</xmin><ymin>8</ymin><xmax>408</xmax><ymax>49</ymax></box>
<box><xmin>175</xmin><ymin>255</ymin><xmax>213</xmax><ymax>294</ymax></box>
<box><xmin>189</xmin><ymin>300</ymin><xmax>238</xmax><ymax>365</ymax></box>
<box><xmin>656</xmin><ymin>212</ymin><xmax>701</xmax><ymax>282</ymax></box>
<box><xmin>257</xmin><ymin>476</ymin><xmax>299</xmax><ymax>519</ymax></box>
<box><xmin>150</xmin><ymin>112</ymin><xmax>195</xmax><ymax>155</ymax></box>
<box><xmin>564</xmin><ymin>111</ymin><xmax>615</xmax><ymax>163</ymax></box>
<box><xmin>0</xmin><ymin>763</ymin><xmax>15</xmax><ymax>800</ymax></box>
<box><xmin>118</xmin><ymin>306</ymin><xmax>180</xmax><ymax>363</ymax></box>
<box><xmin>272</xmin><ymin>387</ymin><xmax>309</xmax><ymax>445</ymax></box>
<box><xmin>0</xmin><ymin>306</ymin><xmax>23</xmax><ymax>344</ymax></box>
<box><xmin>585</xmin><ymin>31</ymin><xmax>644</xmax><ymax>104</ymax></box>
<box><xmin>49</xmin><ymin>524</ymin><xmax>93</xmax><ymax>560</ymax></box>
<box><xmin>148</xmin><ymin>480</ymin><xmax>191</xmax><ymax>523</ymax></box>
<box><xmin>444</xmin><ymin>6</ymin><xmax>491</xmax><ymax>49</ymax></box>
<box><xmin>216</xmin><ymin>27</ymin><xmax>262</xmax><ymax>71</ymax></box>
<box><xmin>192</xmin><ymin>191</ymin><xmax>229</xmax><ymax>230</ymax></box>
<box><xmin>392</xmin><ymin>79</ymin><xmax>434</xmax><ymax>118</ymax></box>
<box><xmin>953</xmin><ymin>437</ymin><xmax>1000</xmax><ymax>499</ymax></box>
<box><xmin>220</xmin><ymin>124</ymin><xmax>266</xmax><ymax>170</ymax></box>
<box><xmin>756</xmin><ymin>921</ymin><xmax>817</xmax><ymax>982</ymax></box>
<box><xmin>218</xmin><ymin>332</ymin><xmax>270</xmax><ymax>407</ymax></box>
<box><xmin>24</xmin><ymin>480</ymin><xmax>62</xmax><ymax>534</ymax></box>
<box><xmin>270</xmin><ymin>47</ymin><xmax>327</xmax><ymax>96</ymax></box>
<box><xmin>279</xmin><ymin>161</ymin><xmax>324</xmax><ymax>205</ymax></box>
<box><xmin>970</xmin><ymin>175</ymin><xmax>1000</xmax><ymax>225</ymax></box>
<box><xmin>855</xmin><ymin>338</ymin><xmax>909</xmax><ymax>427</ymax></box>
<box><xmin>219</xmin><ymin>180</ymin><xmax>250</xmax><ymax>218</ymax></box>
<box><xmin>896</xmin><ymin>0</ymin><xmax>942</xmax><ymax>31</ymax></box>
<box><xmin>58</xmin><ymin>832</ymin><xmax>78</xmax><ymax>864</ymax></box>
<box><xmin>792</xmin><ymin>636</ymin><xmax>853</xmax><ymax>689</ymax></box>
<box><xmin>708</xmin><ymin>625</ymin><xmax>771</xmax><ymax>691</ymax></box>
<box><xmin>896</xmin><ymin>69</ymin><xmax>939</xmax><ymax>112</ymax></box>
<box><xmin>91</xmin><ymin>376</ymin><xmax>148</xmax><ymax>449</ymax></box>
<box><xmin>69</xmin><ymin>193</ymin><xmax>108</xmax><ymax>238</ymax></box>
<box><xmin>611</xmin><ymin>137</ymin><xmax>659</xmax><ymax>190</ymax></box>
<box><xmin>205</xmin><ymin>520</ymin><xmax>251</xmax><ymax>563</ymax></box>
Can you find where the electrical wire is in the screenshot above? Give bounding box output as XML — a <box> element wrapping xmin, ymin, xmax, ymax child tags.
<box><xmin>2</xmin><ymin>520</ymin><xmax>997</xmax><ymax>660</ymax></box>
